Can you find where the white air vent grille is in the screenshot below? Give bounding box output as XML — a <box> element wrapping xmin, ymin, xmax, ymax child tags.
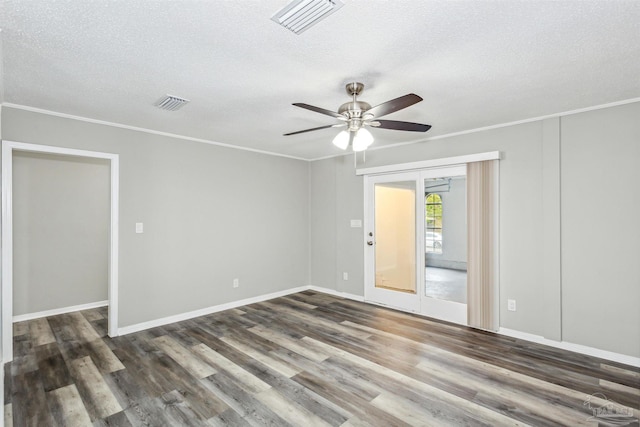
<box><xmin>155</xmin><ymin>94</ymin><xmax>190</xmax><ymax>111</ymax></box>
<box><xmin>271</xmin><ymin>0</ymin><xmax>344</xmax><ymax>34</ymax></box>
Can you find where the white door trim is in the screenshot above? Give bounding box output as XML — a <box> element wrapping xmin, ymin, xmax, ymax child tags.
<box><xmin>1</xmin><ymin>140</ymin><xmax>120</xmax><ymax>362</ymax></box>
<box><xmin>364</xmin><ymin>172</ymin><xmax>421</xmax><ymax>313</ymax></box>
<box><xmin>362</xmin><ymin>155</ymin><xmax>500</xmax><ymax>326</ymax></box>
<box><xmin>364</xmin><ymin>166</ymin><xmax>470</xmax><ymax>321</ymax></box>
<box><xmin>356</xmin><ymin>151</ymin><xmax>500</xmax><ymax>176</ymax></box>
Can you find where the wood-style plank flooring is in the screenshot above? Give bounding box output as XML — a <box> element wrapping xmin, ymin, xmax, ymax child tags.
<box><xmin>4</xmin><ymin>291</ymin><xmax>640</xmax><ymax>426</ymax></box>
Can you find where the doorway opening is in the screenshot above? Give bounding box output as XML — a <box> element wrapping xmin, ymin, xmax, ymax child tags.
<box><xmin>2</xmin><ymin>141</ymin><xmax>120</xmax><ymax>362</ymax></box>
<box><xmin>360</xmin><ymin>152</ymin><xmax>500</xmax><ymax>329</ymax></box>
<box><xmin>424</xmin><ymin>175</ymin><xmax>467</xmax><ymax>306</ymax></box>
<box><xmin>364</xmin><ymin>165</ymin><xmax>467</xmax><ymax>324</ymax></box>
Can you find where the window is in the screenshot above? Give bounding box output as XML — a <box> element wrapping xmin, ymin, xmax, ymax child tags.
<box><xmin>425</xmin><ymin>193</ymin><xmax>443</xmax><ymax>254</ymax></box>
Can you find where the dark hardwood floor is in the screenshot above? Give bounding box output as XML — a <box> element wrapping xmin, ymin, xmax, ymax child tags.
<box><xmin>4</xmin><ymin>291</ymin><xmax>639</xmax><ymax>426</ymax></box>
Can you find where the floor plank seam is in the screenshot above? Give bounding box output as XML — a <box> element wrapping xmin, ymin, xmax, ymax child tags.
<box><xmin>5</xmin><ymin>292</ymin><xmax>639</xmax><ymax>426</ymax></box>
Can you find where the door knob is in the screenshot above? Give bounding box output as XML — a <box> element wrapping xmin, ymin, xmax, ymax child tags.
<box><xmin>367</xmin><ymin>240</ymin><xmax>374</xmax><ymax>246</ymax></box>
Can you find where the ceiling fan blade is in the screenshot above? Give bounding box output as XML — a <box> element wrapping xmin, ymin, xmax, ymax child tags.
<box><xmin>283</xmin><ymin>123</ymin><xmax>345</xmax><ymax>136</ymax></box>
<box><xmin>366</xmin><ymin>94</ymin><xmax>423</xmax><ymax>118</ymax></box>
<box><xmin>370</xmin><ymin>119</ymin><xmax>431</xmax><ymax>132</ymax></box>
<box><xmin>292</xmin><ymin>103</ymin><xmax>344</xmax><ymax>119</ymax></box>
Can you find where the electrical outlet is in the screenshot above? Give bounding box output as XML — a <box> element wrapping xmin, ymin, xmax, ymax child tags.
<box><xmin>233</xmin><ymin>278</ymin><xmax>239</xmax><ymax>288</ymax></box>
<box><xmin>343</xmin><ymin>272</ymin><xmax>348</xmax><ymax>280</ymax></box>
<box><xmin>507</xmin><ymin>299</ymin><xmax>516</xmax><ymax>311</ymax></box>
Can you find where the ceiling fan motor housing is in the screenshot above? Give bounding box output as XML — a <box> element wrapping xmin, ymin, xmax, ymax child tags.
<box><xmin>338</xmin><ymin>100</ymin><xmax>371</xmax><ymax>115</ymax></box>
<box><xmin>339</xmin><ymin>83</ymin><xmax>372</xmax><ymax>131</ymax></box>
<box><xmin>338</xmin><ymin>101</ymin><xmax>371</xmax><ymax>131</ymax></box>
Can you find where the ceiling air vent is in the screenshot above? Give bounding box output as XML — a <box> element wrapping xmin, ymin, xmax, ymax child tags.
<box><xmin>155</xmin><ymin>94</ymin><xmax>190</xmax><ymax>111</ymax></box>
<box><xmin>271</xmin><ymin>0</ymin><xmax>344</xmax><ymax>35</ymax></box>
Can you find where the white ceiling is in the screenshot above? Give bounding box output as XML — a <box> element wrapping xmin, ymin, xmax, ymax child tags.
<box><xmin>1</xmin><ymin>0</ymin><xmax>639</xmax><ymax>160</ymax></box>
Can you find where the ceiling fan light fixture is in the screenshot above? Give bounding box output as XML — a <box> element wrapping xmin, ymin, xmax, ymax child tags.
<box><xmin>352</xmin><ymin>128</ymin><xmax>374</xmax><ymax>152</ymax></box>
<box><xmin>332</xmin><ymin>130</ymin><xmax>349</xmax><ymax>150</ymax></box>
<box><xmin>271</xmin><ymin>0</ymin><xmax>344</xmax><ymax>34</ymax></box>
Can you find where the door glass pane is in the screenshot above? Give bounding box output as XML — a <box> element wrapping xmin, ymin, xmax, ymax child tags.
<box><xmin>374</xmin><ymin>181</ymin><xmax>416</xmax><ymax>294</ymax></box>
<box><xmin>425</xmin><ymin>176</ymin><xmax>467</xmax><ymax>303</ymax></box>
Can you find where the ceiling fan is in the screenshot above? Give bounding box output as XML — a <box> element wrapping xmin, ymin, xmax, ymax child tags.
<box><xmin>284</xmin><ymin>82</ymin><xmax>431</xmax><ymax>151</ymax></box>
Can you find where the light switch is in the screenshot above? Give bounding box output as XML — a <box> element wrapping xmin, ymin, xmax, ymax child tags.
<box><xmin>350</xmin><ymin>219</ymin><xmax>362</xmax><ymax>228</ymax></box>
<box><xmin>135</xmin><ymin>222</ymin><xmax>144</xmax><ymax>234</ymax></box>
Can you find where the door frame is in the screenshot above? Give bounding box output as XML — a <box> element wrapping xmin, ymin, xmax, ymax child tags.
<box><xmin>1</xmin><ymin>140</ymin><xmax>120</xmax><ymax>362</ymax></box>
<box><xmin>364</xmin><ymin>165</ymin><xmax>468</xmax><ymax>321</ymax></box>
<box><xmin>363</xmin><ymin>172</ymin><xmax>422</xmax><ymax>313</ymax></box>
<box><xmin>360</xmin><ymin>151</ymin><xmax>501</xmax><ymax>325</ymax></box>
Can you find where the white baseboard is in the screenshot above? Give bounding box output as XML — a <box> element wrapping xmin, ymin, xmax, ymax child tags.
<box><xmin>118</xmin><ymin>285</ymin><xmax>364</xmax><ymax>336</ymax></box>
<box><xmin>308</xmin><ymin>286</ymin><xmax>365</xmax><ymax>302</ymax></box>
<box><xmin>118</xmin><ymin>286</ymin><xmax>309</xmax><ymax>336</ymax></box>
<box><xmin>111</xmin><ymin>284</ymin><xmax>639</xmax><ymax>368</ymax></box>
<box><xmin>12</xmin><ymin>300</ymin><xmax>108</xmax><ymax>323</ymax></box>
<box><xmin>498</xmin><ymin>327</ymin><xmax>640</xmax><ymax>368</ymax></box>
<box><xmin>310</xmin><ymin>288</ymin><xmax>639</xmax><ymax>368</ymax></box>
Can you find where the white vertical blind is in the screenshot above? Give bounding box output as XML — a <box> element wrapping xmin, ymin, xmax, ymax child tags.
<box><xmin>467</xmin><ymin>160</ymin><xmax>498</xmax><ymax>331</ymax></box>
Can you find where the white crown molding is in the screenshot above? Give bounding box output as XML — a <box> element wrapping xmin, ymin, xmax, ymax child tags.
<box><xmin>12</xmin><ymin>300</ymin><xmax>108</xmax><ymax>323</ymax></box>
<box><xmin>311</xmin><ymin>97</ymin><xmax>640</xmax><ymax>162</ymax></box>
<box><xmin>5</xmin><ymin>98</ymin><xmax>639</xmax><ymax>163</ymax></box>
<box><xmin>1</xmin><ymin>103</ymin><xmax>308</xmax><ymax>162</ymax></box>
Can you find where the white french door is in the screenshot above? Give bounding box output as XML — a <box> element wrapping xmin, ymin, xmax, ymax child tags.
<box><xmin>364</xmin><ymin>166</ymin><xmax>467</xmax><ymax>325</ymax></box>
<box><xmin>364</xmin><ymin>172</ymin><xmax>421</xmax><ymax>312</ymax></box>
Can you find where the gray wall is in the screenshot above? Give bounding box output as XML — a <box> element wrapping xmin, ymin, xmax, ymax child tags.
<box><xmin>309</xmin><ymin>101</ymin><xmax>640</xmax><ymax>358</ymax></box>
<box><xmin>13</xmin><ymin>152</ymin><xmax>110</xmax><ymax>315</ymax></box>
<box><xmin>311</xmin><ymin>121</ymin><xmax>544</xmax><ymax>334</ymax></box>
<box><xmin>309</xmin><ymin>154</ymin><xmax>364</xmax><ymax>296</ymax></box>
<box><xmin>560</xmin><ymin>104</ymin><xmax>640</xmax><ymax>357</ymax></box>
<box><xmin>2</xmin><ymin>107</ymin><xmax>310</xmax><ymax>327</ymax></box>
<box><xmin>2</xmin><ymin>101</ymin><xmax>637</xmax><ymax>359</ymax></box>
<box><xmin>309</xmin><ymin>159</ymin><xmax>336</xmax><ymax>290</ymax></box>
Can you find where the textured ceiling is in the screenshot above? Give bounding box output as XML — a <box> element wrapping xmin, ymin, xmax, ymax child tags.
<box><xmin>1</xmin><ymin>0</ymin><xmax>639</xmax><ymax>160</ymax></box>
